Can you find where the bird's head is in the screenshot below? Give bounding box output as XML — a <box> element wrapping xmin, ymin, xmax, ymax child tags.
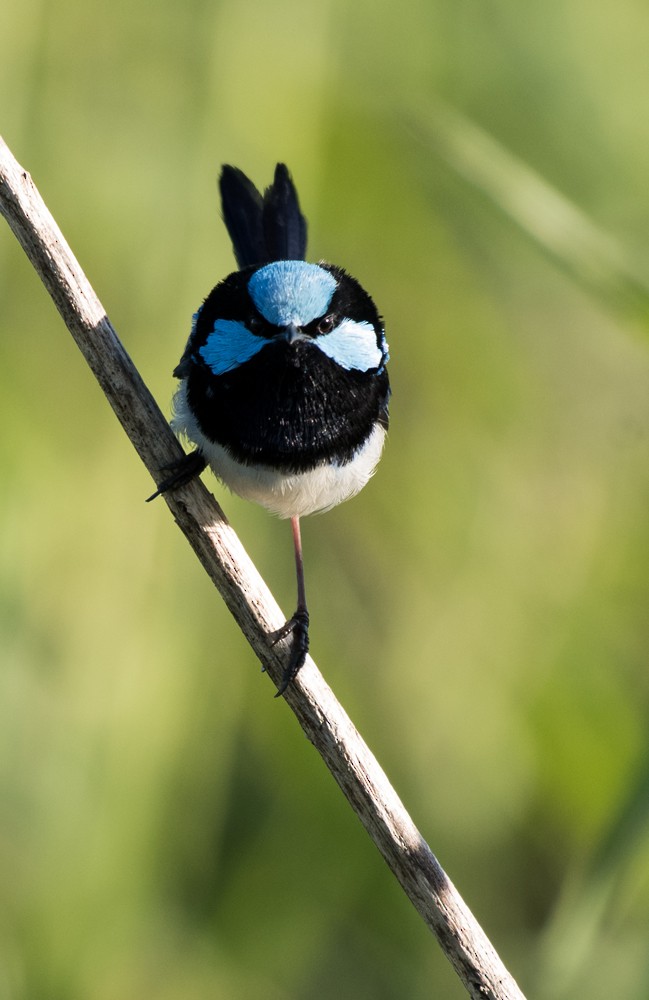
<box><xmin>173</xmin><ymin>164</ymin><xmax>389</xmax><ymax>386</ymax></box>
<box><xmin>177</xmin><ymin>258</ymin><xmax>388</xmax><ymax>381</ymax></box>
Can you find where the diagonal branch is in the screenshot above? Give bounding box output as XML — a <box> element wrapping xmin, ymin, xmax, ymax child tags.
<box><xmin>0</xmin><ymin>135</ymin><xmax>526</xmax><ymax>1000</ymax></box>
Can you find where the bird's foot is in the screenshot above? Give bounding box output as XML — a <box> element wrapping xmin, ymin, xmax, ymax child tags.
<box><xmin>269</xmin><ymin>608</ymin><xmax>310</xmax><ymax>697</ymax></box>
<box><xmin>146</xmin><ymin>450</ymin><xmax>207</xmax><ymax>502</ymax></box>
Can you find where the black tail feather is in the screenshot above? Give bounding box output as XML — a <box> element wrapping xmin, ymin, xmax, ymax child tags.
<box><xmin>219</xmin><ymin>163</ymin><xmax>307</xmax><ymax>268</ymax></box>
<box><xmin>219</xmin><ymin>166</ymin><xmax>266</xmax><ymax>269</ymax></box>
<box><xmin>262</xmin><ymin>164</ymin><xmax>308</xmax><ymax>263</ymax></box>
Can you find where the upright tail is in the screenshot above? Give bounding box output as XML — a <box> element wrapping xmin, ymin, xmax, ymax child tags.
<box><xmin>219</xmin><ymin>164</ymin><xmax>308</xmax><ymax>269</ymax></box>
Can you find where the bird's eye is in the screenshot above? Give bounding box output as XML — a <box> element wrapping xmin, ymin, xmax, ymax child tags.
<box><xmin>247</xmin><ymin>315</ymin><xmax>262</xmax><ymax>334</ymax></box>
<box><xmin>317</xmin><ymin>314</ymin><xmax>335</xmax><ymax>335</ymax></box>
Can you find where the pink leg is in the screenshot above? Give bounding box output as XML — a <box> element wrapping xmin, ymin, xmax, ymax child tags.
<box><xmin>272</xmin><ymin>516</ymin><xmax>310</xmax><ymax>696</ymax></box>
<box><xmin>291</xmin><ymin>515</ymin><xmax>307</xmax><ymax>613</ymax></box>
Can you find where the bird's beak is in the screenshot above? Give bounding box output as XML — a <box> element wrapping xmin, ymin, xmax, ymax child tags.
<box><xmin>284</xmin><ymin>322</ymin><xmax>302</xmax><ymax>344</ymax></box>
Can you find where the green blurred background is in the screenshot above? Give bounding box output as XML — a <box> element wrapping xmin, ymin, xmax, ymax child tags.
<box><xmin>2</xmin><ymin>1</ymin><xmax>649</xmax><ymax>997</ymax></box>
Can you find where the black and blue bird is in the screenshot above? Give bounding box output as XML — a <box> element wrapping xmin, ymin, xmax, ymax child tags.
<box><xmin>151</xmin><ymin>164</ymin><xmax>390</xmax><ymax>694</ymax></box>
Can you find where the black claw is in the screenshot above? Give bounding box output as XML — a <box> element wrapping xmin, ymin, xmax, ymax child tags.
<box><xmin>146</xmin><ymin>450</ymin><xmax>207</xmax><ymax>502</ymax></box>
<box><xmin>270</xmin><ymin>608</ymin><xmax>310</xmax><ymax>697</ymax></box>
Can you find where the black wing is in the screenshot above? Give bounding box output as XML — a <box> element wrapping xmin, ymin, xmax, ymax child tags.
<box><xmin>219</xmin><ymin>163</ymin><xmax>307</xmax><ymax>268</ymax></box>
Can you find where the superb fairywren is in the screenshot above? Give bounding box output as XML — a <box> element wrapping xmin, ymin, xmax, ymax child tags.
<box><xmin>149</xmin><ymin>164</ymin><xmax>390</xmax><ymax>694</ymax></box>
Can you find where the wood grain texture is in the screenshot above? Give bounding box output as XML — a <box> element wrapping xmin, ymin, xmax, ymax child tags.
<box><xmin>0</xmin><ymin>135</ymin><xmax>527</xmax><ymax>1000</ymax></box>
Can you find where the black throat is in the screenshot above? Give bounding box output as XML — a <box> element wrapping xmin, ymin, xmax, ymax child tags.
<box><xmin>186</xmin><ymin>337</ymin><xmax>389</xmax><ymax>472</ymax></box>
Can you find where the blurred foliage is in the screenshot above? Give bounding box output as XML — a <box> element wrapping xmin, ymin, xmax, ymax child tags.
<box><xmin>2</xmin><ymin>0</ymin><xmax>649</xmax><ymax>997</ymax></box>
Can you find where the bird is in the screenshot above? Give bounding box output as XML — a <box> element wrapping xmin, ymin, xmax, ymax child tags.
<box><xmin>148</xmin><ymin>164</ymin><xmax>390</xmax><ymax>695</ymax></box>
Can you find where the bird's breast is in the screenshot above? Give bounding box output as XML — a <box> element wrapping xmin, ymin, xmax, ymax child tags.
<box><xmin>180</xmin><ymin>339</ymin><xmax>389</xmax><ymax>474</ymax></box>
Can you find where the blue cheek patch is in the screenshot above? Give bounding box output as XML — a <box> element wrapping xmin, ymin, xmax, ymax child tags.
<box><xmin>248</xmin><ymin>261</ymin><xmax>337</xmax><ymax>327</ymax></box>
<box><xmin>199</xmin><ymin>319</ymin><xmax>267</xmax><ymax>375</ymax></box>
<box><xmin>316</xmin><ymin>319</ymin><xmax>385</xmax><ymax>372</ymax></box>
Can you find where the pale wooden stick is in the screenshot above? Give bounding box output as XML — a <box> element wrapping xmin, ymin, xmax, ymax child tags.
<box><xmin>0</xmin><ymin>136</ymin><xmax>526</xmax><ymax>1000</ymax></box>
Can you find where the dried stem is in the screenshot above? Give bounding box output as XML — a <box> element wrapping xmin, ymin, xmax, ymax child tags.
<box><xmin>0</xmin><ymin>135</ymin><xmax>526</xmax><ymax>1000</ymax></box>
